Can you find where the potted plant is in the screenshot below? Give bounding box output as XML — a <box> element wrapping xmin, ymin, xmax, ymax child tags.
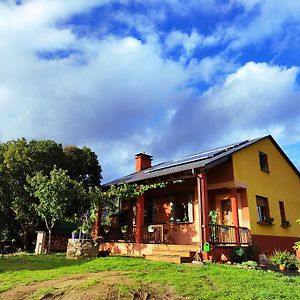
<box><xmin>148</xmin><ymin>225</ymin><xmax>155</xmax><ymax>233</ymax></box>
<box><xmin>71</xmin><ymin>229</ymin><xmax>78</xmax><ymax>239</ymax></box>
<box><xmin>221</xmin><ymin>224</ymin><xmax>229</xmax><ymax>233</ymax></box>
<box><xmin>270</xmin><ymin>250</ymin><xmax>295</xmax><ymax>271</ymax></box>
<box><xmin>293</xmin><ymin>241</ymin><xmax>300</xmax><ymax>259</ymax></box>
<box><xmin>121</xmin><ymin>225</ymin><xmax>128</xmax><ymax>233</ymax></box>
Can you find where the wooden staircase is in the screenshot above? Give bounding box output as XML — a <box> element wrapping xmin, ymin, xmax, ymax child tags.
<box><xmin>144</xmin><ymin>244</ymin><xmax>198</xmax><ymax>264</ymax></box>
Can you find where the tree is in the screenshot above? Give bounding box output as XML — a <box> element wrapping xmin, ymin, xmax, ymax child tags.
<box><xmin>26</xmin><ymin>167</ymin><xmax>73</xmax><ymax>254</ymax></box>
<box><xmin>63</xmin><ymin>145</ymin><xmax>102</xmax><ymax>218</ymax></box>
<box><xmin>0</xmin><ymin>138</ymin><xmax>102</xmax><ymax>249</ymax></box>
<box><xmin>63</xmin><ymin>145</ymin><xmax>102</xmax><ymax>187</ymax></box>
<box><xmin>0</xmin><ymin>138</ymin><xmax>65</xmax><ymax>249</ymax></box>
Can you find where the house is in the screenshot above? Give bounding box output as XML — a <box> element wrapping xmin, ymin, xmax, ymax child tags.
<box><xmin>99</xmin><ymin>135</ymin><xmax>300</xmax><ymax>262</ymax></box>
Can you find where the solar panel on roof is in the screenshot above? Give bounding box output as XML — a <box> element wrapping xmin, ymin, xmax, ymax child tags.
<box><xmin>145</xmin><ymin>140</ymin><xmax>249</xmax><ymax>173</ymax></box>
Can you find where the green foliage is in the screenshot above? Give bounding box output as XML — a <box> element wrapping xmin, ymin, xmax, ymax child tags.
<box><xmin>230</xmin><ymin>245</ymin><xmax>256</xmax><ymax>263</ymax></box>
<box><xmin>240</xmin><ymin>260</ymin><xmax>258</xmax><ymax>269</ymax></box>
<box><xmin>27</xmin><ymin>167</ymin><xmax>72</xmax><ymax>228</ymax></box>
<box><xmin>0</xmin><ymin>138</ymin><xmax>102</xmax><ymax>249</ymax></box>
<box><xmin>26</xmin><ymin>167</ymin><xmax>74</xmax><ymax>253</ymax></box>
<box><xmin>293</xmin><ymin>241</ymin><xmax>300</xmax><ymax>251</ymax></box>
<box><xmin>270</xmin><ymin>250</ymin><xmax>297</xmax><ymax>268</ymax></box>
<box><xmin>63</xmin><ymin>145</ymin><xmax>102</xmax><ymax>187</ymax></box>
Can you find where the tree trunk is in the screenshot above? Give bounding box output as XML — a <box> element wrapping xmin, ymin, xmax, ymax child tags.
<box><xmin>47</xmin><ymin>228</ymin><xmax>52</xmax><ymax>254</ymax></box>
<box><xmin>23</xmin><ymin>229</ymin><xmax>29</xmax><ymax>251</ymax></box>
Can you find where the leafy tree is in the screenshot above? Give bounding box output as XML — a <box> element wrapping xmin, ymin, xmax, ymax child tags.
<box><xmin>63</xmin><ymin>145</ymin><xmax>102</xmax><ymax>187</ymax></box>
<box><xmin>26</xmin><ymin>167</ymin><xmax>73</xmax><ymax>254</ymax></box>
<box><xmin>0</xmin><ymin>138</ymin><xmax>102</xmax><ymax>249</ymax></box>
<box><xmin>63</xmin><ymin>145</ymin><xmax>102</xmax><ymax>218</ymax></box>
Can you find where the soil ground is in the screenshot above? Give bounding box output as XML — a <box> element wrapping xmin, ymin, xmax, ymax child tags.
<box><xmin>0</xmin><ymin>271</ymin><xmax>185</xmax><ymax>300</ymax></box>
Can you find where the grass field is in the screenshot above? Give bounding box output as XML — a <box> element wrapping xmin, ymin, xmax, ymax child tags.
<box><xmin>0</xmin><ymin>254</ymin><xmax>299</xmax><ymax>299</ymax></box>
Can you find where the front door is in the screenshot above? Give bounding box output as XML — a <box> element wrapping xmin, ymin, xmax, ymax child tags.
<box><xmin>221</xmin><ymin>200</ymin><xmax>232</xmax><ymax>225</ymax></box>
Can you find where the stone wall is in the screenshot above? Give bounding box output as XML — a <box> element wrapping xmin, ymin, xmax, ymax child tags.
<box><xmin>66</xmin><ymin>239</ymin><xmax>98</xmax><ymax>259</ymax></box>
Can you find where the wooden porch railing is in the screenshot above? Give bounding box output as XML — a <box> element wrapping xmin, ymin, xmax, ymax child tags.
<box><xmin>142</xmin><ymin>225</ymin><xmax>164</xmax><ymax>244</ymax></box>
<box><xmin>100</xmin><ymin>224</ymin><xmax>251</xmax><ymax>246</ymax></box>
<box><xmin>209</xmin><ymin>224</ymin><xmax>251</xmax><ymax>245</ymax></box>
<box><xmin>100</xmin><ymin>225</ymin><xmax>136</xmax><ymax>242</ymax></box>
<box><xmin>100</xmin><ymin>225</ymin><xmax>164</xmax><ymax>244</ymax></box>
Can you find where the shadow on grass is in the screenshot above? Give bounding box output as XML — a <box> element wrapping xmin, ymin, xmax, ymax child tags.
<box><xmin>0</xmin><ymin>253</ymin><xmax>89</xmax><ymax>273</ymax></box>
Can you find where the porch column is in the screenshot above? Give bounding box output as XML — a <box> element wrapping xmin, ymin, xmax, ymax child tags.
<box><xmin>200</xmin><ymin>173</ymin><xmax>210</xmax><ymax>243</ymax></box>
<box><xmin>135</xmin><ymin>194</ymin><xmax>145</xmax><ymax>243</ymax></box>
<box><xmin>230</xmin><ymin>188</ymin><xmax>240</xmax><ymax>245</ymax></box>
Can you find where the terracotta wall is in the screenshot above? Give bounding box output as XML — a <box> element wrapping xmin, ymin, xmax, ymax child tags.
<box><xmin>252</xmin><ymin>234</ymin><xmax>298</xmax><ymax>255</ymax></box>
<box><xmin>207</xmin><ymin>161</ymin><xmax>234</xmax><ymax>184</ymax></box>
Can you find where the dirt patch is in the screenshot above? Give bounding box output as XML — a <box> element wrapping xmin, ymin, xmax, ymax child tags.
<box><xmin>0</xmin><ymin>272</ymin><xmax>185</xmax><ymax>300</ymax></box>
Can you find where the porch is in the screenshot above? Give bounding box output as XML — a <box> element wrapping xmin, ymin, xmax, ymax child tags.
<box><xmin>99</xmin><ymin>163</ymin><xmax>253</xmax><ymax>261</ymax></box>
<box><xmin>100</xmin><ymin>223</ymin><xmax>252</xmax><ymax>246</ymax></box>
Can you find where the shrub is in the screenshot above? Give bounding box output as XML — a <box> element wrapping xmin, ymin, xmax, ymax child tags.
<box><xmin>270</xmin><ymin>250</ymin><xmax>297</xmax><ymax>269</ymax></box>
<box><xmin>230</xmin><ymin>245</ymin><xmax>256</xmax><ymax>263</ymax></box>
<box><xmin>241</xmin><ymin>260</ymin><xmax>258</xmax><ymax>269</ymax></box>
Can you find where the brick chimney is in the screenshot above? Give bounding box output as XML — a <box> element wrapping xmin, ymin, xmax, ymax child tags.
<box><xmin>135</xmin><ymin>152</ymin><xmax>152</xmax><ymax>172</ymax></box>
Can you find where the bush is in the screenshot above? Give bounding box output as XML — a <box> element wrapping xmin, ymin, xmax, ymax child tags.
<box><xmin>270</xmin><ymin>250</ymin><xmax>297</xmax><ymax>269</ymax></box>
<box><xmin>230</xmin><ymin>245</ymin><xmax>256</xmax><ymax>263</ymax></box>
<box><xmin>241</xmin><ymin>260</ymin><xmax>258</xmax><ymax>269</ymax></box>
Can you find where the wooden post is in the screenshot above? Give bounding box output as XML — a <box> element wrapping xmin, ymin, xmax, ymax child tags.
<box><xmin>135</xmin><ymin>194</ymin><xmax>145</xmax><ymax>243</ymax></box>
<box><xmin>230</xmin><ymin>188</ymin><xmax>240</xmax><ymax>245</ymax></box>
<box><xmin>200</xmin><ymin>173</ymin><xmax>210</xmax><ymax>243</ymax></box>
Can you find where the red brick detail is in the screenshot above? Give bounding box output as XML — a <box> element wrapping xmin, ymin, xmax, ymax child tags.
<box><xmin>252</xmin><ymin>234</ymin><xmax>298</xmax><ymax>255</ymax></box>
<box><xmin>135</xmin><ymin>153</ymin><xmax>152</xmax><ymax>172</ymax></box>
<box><xmin>135</xmin><ymin>195</ymin><xmax>145</xmax><ymax>243</ymax></box>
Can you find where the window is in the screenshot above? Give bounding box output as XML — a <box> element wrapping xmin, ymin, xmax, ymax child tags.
<box><xmin>256</xmin><ymin>196</ymin><xmax>271</xmax><ymax>223</ymax></box>
<box><xmin>170</xmin><ymin>194</ymin><xmax>193</xmax><ymax>223</ymax></box>
<box><xmin>259</xmin><ymin>152</ymin><xmax>269</xmax><ymax>172</ymax></box>
<box><xmin>279</xmin><ymin>201</ymin><xmax>289</xmax><ymax>227</ymax></box>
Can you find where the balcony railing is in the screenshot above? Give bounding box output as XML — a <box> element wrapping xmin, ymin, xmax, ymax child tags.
<box><xmin>209</xmin><ymin>224</ymin><xmax>252</xmax><ymax>245</ymax></box>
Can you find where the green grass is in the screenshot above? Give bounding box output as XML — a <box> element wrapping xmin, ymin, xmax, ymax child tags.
<box><xmin>28</xmin><ymin>287</ymin><xmax>55</xmax><ymax>300</ymax></box>
<box><xmin>0</xmin><ymin>254</ymin><xmax>299</xmax><ymax>300</ymax></box>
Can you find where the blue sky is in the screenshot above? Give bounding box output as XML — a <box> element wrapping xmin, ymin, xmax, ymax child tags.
<box><xmin>1</xmin><ymin>0</ymin><xmax>300</xmax><ymax>182</ymax></box>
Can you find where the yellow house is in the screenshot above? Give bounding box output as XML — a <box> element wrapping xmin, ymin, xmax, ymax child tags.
<box><xmin>100</xmin><ymin>135</ymin><xmax>300</xmax><ymax>262</ymax></box>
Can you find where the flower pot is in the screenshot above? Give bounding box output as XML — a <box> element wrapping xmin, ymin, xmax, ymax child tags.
<box><xmin>279</xmin><ymin>264</ymin><xmax>286</xmax><ymax>271</ymax></box>
<box><xmin>148</xmin><ymin>226</ymin><xmax>155</xmax><ymax>233</ymax></box>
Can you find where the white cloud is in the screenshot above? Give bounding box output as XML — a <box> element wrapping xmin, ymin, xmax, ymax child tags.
<box><xmin>165</xmin><ymin>29</ymin><xmax>221</xmax><ymax>58</ymax></box>
<box><xmin>154</xmin><ymin>62</ymin><xmax>300</xmax><ymax>158</ymax></box>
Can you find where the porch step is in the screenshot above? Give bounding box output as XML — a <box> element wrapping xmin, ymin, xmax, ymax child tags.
<box><xmin>152</xmin><ymin>244</ymin><xmax>199</xmax><ymax>252</ymax></box>
<box><xmin>151</xmin><ymin>249</ymin><xmax>196</xmax><ymax>258</ymax></box>
<box><xmin>145</xmin><ymin>246</ymin><xmax>197</xmax><ymax>264</ymax></box>
<box><xmin>145</xmin><ymin>254</ymin><xmax>193</xmax><ymax>264</ymax></box>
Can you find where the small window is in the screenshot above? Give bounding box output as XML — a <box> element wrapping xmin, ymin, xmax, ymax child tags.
<box><xmin>256</xmin><ymin>196</ymin><xmax>271</xmax><ymax>223</ymax></box>
<box><xmin>259</xmin><ymin>152</ymin><xmax>269</xmax><ymax>172</ymax></box>
<box><xmin>279</xmin><ymin>201</ymin><xmax>289</xmax><ymax>227</ymax></box>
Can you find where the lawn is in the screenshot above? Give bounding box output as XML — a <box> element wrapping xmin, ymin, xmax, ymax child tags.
<box><xmin>0</xmin><ymin>254</ymin><xmax>299</xmax><ymax>300</ymax></box>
